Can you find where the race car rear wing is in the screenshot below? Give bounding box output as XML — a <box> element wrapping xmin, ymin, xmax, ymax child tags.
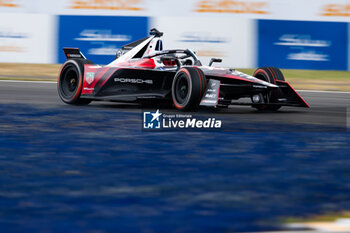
<box><xmin>63</xmin><ymin>48</ymin><xmax>86</xmax><ymax>60</ymax></box>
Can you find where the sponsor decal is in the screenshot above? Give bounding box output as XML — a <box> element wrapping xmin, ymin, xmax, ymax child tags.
<box><xmin>86</xmin><ymin>72</ymin><xmax>95</xmax><ymax>85</ymax></box>
<box><xmin>82</xmin><ymin>66</ymin><xmax>107</xmax><ymax>94</ymax></box>
<box><xmin>194</xmin><ymin>0</ymin><xmax>268</xmax><ymax>14</ymax></box>
<box><xmin>252</xmin><ymin>85</ymin><xmax>267</xmax><ymax>89</ymax></box>
<box><xmin>143</xmin><ymin>109</ymin><xmax>222</xmax><ymax>130</ymax></box>
<box><xmin>70</xmin><ymin>0</ymin><xmax>143</xmax><ymax>11</ymax></box>
<box><xmin>114</xmin><ymin>78</ymin><xmax>153</xmax><ymax>84</ymax></box>
<box><xmin>258</xmin><ymin>20</ymin><xmax>348</xmax><ymax>70</ymax></box>
<box><xmin>0</xmin><ymin>0</ymin><xmax>19</xmax><ymax>7</ymax></box>
<box><xmin>67</xmin><ymin>54</ymin><xmax>82</xmax><ymax>58</ymax></box>
<box><xmin>321</xmin><ymin>4</ymin><xmax>350</xmax><ymax>17</ymax></box>
<box><xmin>200</xmin><ymin>79</ymin><xmax>220</xmax><ymax>107</ymax></box>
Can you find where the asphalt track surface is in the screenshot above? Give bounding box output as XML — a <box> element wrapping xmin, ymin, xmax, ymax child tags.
<box><xmin>1</xmin><ymin>80</ymin><xmax>350</xmax><ymax>233</ymax></box>
<box><xmin>0</xmin><ymin>80</ymin><xmax>348</xmax><ymax>128</ymax></box>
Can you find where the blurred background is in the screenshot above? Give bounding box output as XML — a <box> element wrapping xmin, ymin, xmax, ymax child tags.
<box><xmin>1</xmin><ymin>0</ymin><xmax>349</xmax><ymax>70</ymax></box>
<box><xmin>2</xmin><ymin>1</ymin><xmax>350</xmax><ymax>233</ymax></box>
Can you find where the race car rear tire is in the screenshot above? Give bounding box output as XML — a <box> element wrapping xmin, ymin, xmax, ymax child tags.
<box><xmin>58</xmin><ymin>58</ymin><xmax>93</xmax><ymax>105</ymax></box>
<box><xmin>172</xmin><ymin>67</ymin><xmax>207</xmax><ymax>111</ymax></box>
<box><xmin>252</xmin><ymin>67</ymin><xmax>285</xmax><ymax>111</ymax></box>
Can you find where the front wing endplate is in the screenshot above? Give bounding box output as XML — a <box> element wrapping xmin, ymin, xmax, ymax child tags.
<box><xmin>200</xmin><ymin>79</ymin><xmax>221</xmax><ymax>107</ymax></box>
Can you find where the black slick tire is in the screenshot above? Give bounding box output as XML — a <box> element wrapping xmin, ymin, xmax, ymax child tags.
<box><xmin>172</xmin><ymin>67</ymin><xmax>207</xmax><ymax>111</ymax></box>
<box><xmin>58</xmin><ymin>58</ymin><xmax>93</xmax><ymax>105</ymax></box>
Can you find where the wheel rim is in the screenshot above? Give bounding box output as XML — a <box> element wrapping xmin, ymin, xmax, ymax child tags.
<box><xmin>254</xmin><ymin>72</ymin><xmax>271</xmax><ymax>103</ymax></box>
<box><xmin>60</xmin><ymin>66</ymin><xmax>79</xmax><ymax>99</ymax></box>
<box><xmin>174</xmin><ymin>74</ymin><xmax>189</xmax><ymax>105</ymax></box>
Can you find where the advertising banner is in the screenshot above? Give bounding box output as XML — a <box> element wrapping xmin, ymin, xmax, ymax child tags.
<box><xmin>3</xmin><ymin>0</ymin><xmax>350</xmax><ymax>22</ymax></box>
<box><xmin>188</xmin><ymin>0</ymin><xmax>350</xmax><ymax>22</ymax></box>
<box><xmin>0</xmin><ymin>13</ymin><xmax>55</xmax><ymax>63</ymax></box>
<box><xmin>0</xmin><ymin>0</ymin><xmax>25</xmax><ymax>12</ymax></box>
<box><xmin>151</xmin><ymin>17</ymin><xmax>255</xmax><ymax>68</ymax></box>
<box><xmin>257</xmin><ymin>20</ymin><xmax>348</xmax><ymax>70</ymax></box>
<box><xmin>35</xmin><ymin>0</ymin><xmax>148</xmax><ymax>17</ymax></box>
<box><xmin>57</xmin><ymin>15</ymin><xmax>148</xmax><ymax>64</ymax></box>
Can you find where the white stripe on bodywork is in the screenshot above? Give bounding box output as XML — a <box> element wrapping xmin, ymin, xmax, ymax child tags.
<box><xmin>107</xmin><ymin>36</ymin><xmax>155</xmax><ymax>66</ymax></box>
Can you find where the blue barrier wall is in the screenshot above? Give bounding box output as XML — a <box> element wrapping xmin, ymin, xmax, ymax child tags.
<box><xmin>58</xmin><ymin>16</ymin><xmax>149</xmax><ymax>65</ymax></box>
<box><xmin>55</xmin><ymin>16</ymin><xmax>350</xmax><ymax>70</ymax></box>
<box><xmin>257</xmin><ymin>20</ymin><xmax>348</xmax><ymax>70</ymax></box>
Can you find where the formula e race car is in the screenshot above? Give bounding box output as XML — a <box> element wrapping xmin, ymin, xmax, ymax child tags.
<box><xmin>58</xmin><ymin>28</ymin><xmax>309</xmax><ymax>111</ymax></box>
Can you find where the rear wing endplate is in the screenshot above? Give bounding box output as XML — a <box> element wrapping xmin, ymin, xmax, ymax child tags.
<box><xmin>63</xmin><ymin>48</ymin><xmax>86</xmax><ymax>60</ymax></box>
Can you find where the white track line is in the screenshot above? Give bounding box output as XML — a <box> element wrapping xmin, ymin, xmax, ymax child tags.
<box><xmin>0</xmin><ymin>80</ymin><xmax>56</xmax><ymax>84</ymax></box>
<box><xmin>297</xmin><ymin>90</ymin><xmax>350</xmax><ymax>94</ymax></box>
<box><xmin>0</xmin><ymin>80</ymin><xmax>350</xmax><ymax>94</ymax></box>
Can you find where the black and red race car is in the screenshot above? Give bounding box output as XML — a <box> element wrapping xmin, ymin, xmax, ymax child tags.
<box><xmin>58</xmin><ymin>28</ymin><xmax>309</xmax><ymax>111</ymax></box>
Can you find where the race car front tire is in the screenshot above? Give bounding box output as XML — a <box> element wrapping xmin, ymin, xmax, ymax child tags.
<box><xmin>252</xmin><ymin>67</ymin><xmax>285</xmax><ymax>111</ymax></box>
<box><xmin>58</xmin><ymin>58</ymin><xmax>93</xmax><ymax>105</ymax></box>
<box><xmin>172</xmin><ymin>67</ymin><xmax>207</xmax><ymax>111</ymax></box>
